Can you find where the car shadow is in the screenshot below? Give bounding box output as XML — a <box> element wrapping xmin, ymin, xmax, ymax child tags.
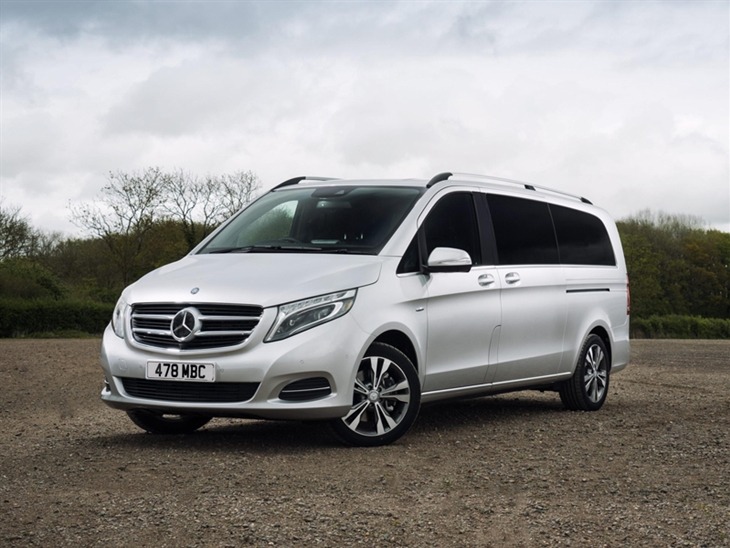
<box><xmin>88</xmin><ymin>392</ymin><xmax>568</xmax><ymax>453</ymax></box>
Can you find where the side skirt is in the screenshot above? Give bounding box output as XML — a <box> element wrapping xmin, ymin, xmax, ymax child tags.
<box><xmin>421</xmin><ymin>372</ymin><xmax>573</xmax><ymax>404</ymax></box>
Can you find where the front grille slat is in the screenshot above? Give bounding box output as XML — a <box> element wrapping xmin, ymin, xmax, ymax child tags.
<box><xmin>131</xmin><ymin>303</ymin><xmax>263</xmax><ymax>351</ymax></box>
<box><xmin>135</xmin><ymin>328</ymin><xmax>172</xmax><ymax>336</ymax></box>
<box><xmin>195</xmin><ymin>330</ymin><xmax>253</xmax><ymax>337</ymax></box>
<box><xmin>197</xmin><ymin>315</ymin><xmax>261</xmax><ymax>322</ymax></box>
<box><xmin>133</xmin><ymin>314</ymin><xmax>175</xmax><ymax>321</ymax></box>
<box><xmin>122</xmin><ymin>378</ymin><xmax>259</xmax><ymax>403</ymax></box>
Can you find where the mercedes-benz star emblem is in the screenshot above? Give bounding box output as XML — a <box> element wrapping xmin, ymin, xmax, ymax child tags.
<box><xmin>170</xmin><ymin>307</ymin><xmax>201</xmax><ymax>342</ymax></box>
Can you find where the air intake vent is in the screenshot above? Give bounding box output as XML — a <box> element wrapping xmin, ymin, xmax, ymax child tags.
<box><xmin>122</xmin><ymin>378</ymin><xmax>259</xmax><ymax>403</ymax></box>
<box><xmin>279</xmin><ymin>377</ymin><xmax>332</xmax><ymax>402</ymax></box>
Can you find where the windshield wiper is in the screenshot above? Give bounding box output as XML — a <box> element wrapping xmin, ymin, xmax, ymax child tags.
<box><xmin>207</xmin><ymin>244</ymin><xmax>323</xmax><ymax>254</ymax></box>
<box><xmin>207</xmin><ymin>245</ymin><xmax>257</xmax><ymax>254</ymax></box>
<box><xmin>320</xmin><ymin>248</ymin><xmax>370</xmax><ymax>254</ymax></box>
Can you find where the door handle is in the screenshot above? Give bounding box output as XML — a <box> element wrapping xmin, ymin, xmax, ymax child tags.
<box><xmin>504</xmin><ymin>272</ymin><xmax>521</xmax><ymax>285</ymax></box>
<box><xmin>478</xmin><ymin>274</ymin><xmax>495</xmax><ymax>287</ymax></box>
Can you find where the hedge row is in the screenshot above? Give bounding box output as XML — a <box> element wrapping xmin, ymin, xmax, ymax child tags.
<box><xmin>0</xmin><ymin>299</ymin><xmax>113</xmax><ymax>337</ymax></box>
<box><xmin>631</xmin><ymin>315</ymin><xmax>730</xmax><ymax>339</ymax></box>
<box><xmin>1</xmin><ymin>299</ymin><xmax>728</xmax><ymax>339</ymax></box>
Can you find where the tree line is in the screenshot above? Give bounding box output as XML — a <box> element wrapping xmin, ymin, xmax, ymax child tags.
<box><xmin>0</xmin><ymin>169</ymin><xmax>728</xmax><ymax>336</ymax></box>
<box><xmin>620</xmin><ymin>210</ymin><xmax>729</xmax><ymax>319</ymax></box>
<box><xmin>1</xmin><ymin>168</ymin><xmax>260</xmax><ymax>303</ymax></box>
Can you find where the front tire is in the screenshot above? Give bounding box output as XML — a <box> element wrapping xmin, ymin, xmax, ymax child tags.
<box><xmin>330</xmin><ymin>342</ymin><xmax>421</xmax><ymax>446</ymax></box>
<box><xmin>127</xmin><ymin>409</ymin><xmax>211</xmax><ymax>434</ymax></box>
<box><xmin>559</xmin><ymin>334</ymin><xmax>610</xmax><ymax>411</ymax></box>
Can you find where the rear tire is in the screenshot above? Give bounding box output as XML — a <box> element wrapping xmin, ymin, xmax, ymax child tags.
<box><xmin>127</xmin><ymin>409</ymin><xmax>211</xmax><ymax>434</ymax></box>
<box><xmin>560</xmin><ymin>334</ymin><xmax>610</xmax><ymax>411</ymax></box>
<box><xmin>330</xmin><ymin>342</ymin><xmax>421</xmax><ymax>446</ymax></box>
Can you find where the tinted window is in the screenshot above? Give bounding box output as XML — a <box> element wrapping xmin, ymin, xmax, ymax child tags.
<box><xmin>551</xmin><ymin>205</ymin><xmax>616</xmax><ymax>266</ymax></box>
<box><xmin>487</xmin><ymin>195</ymin><xmax>559</xmax><ymax>265</ymax></box>
<box><xmin>424</xmin><ymin>192</ymin><xmax>481</xmax><ymax>265</ymax></box>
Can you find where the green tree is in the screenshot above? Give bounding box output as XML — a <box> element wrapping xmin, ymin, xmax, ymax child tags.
<box><xmin>618</xmin><ymin>211</ymin><xmax>730</xmax><ymax>320</ymax></box>
<box><xmin>619</xmin><ymin>225</ymin><xmax>667</xmax><ymax>317</ymax></box>
<box><xmin>682</xmin><ymin>229</ymin><xmax>730</xmax><ymax>317</ymax></box>
<box><xmin>39</xmin><ymin>236</ymin><xmax>121</xmax><ymax>302</ymax></box>
<box><xmin>0</xmin><ymin>258</ymin><xmax>65</xmax><ymax>300</ymax></box>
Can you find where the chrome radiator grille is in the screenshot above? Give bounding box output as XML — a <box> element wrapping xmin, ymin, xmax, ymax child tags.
<box><xmin>131</xmin><ymin>303</ymin><xmax>263</xmax><ymax>350</ymax></box>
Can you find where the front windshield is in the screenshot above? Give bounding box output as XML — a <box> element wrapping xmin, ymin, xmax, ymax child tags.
<box><xmin>198</xmin><ymin>186</ymin><xmax>424</xmax><ymax>255</ymax></box>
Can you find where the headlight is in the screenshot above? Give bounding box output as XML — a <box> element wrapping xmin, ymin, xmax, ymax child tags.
<box><xmin>111</xmin><ymin>295</ymin><xmax>128</xmax><ymax>338</ymax></box>
<box><xmin>265</xmin><ymin>289</ymin><xmax>357</xmax><ymax>342</ymax></box>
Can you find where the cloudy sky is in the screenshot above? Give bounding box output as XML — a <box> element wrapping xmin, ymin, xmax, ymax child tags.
<box><xmin>1</xmin><ymin>0</ymin><xmax>728</xmax><ymax>235</ymax></box>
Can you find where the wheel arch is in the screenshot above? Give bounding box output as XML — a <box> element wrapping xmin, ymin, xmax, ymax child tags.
<box><xmin>588</xmin><ymin>325</ymin><xmax>613</xmax><ymax>371</ymax></box>
<box><xmin>371</xmin><ymin>329</ymin><xmax>419</xmax><ymax>374</ymax></box>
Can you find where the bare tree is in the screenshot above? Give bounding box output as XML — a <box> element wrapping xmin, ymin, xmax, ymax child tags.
<box><xmin>70</xmin><ymin>168</ymin><xmax>165</xmax><ymax>285</ymax></box>
<box><xmin>0</xmin><ymin>201</ymin><xmax>36</xmax><ymax>260</ymax></box>
<box><xmin>158</xmin><ymin>170</ymin><xmax>204</xmax><ymax>252</ymax></box>
<box><xmin>69</xmin><ymin>168</ymin><xmax>262</xmax><ymax>281</ymax></box>
<box><xmin>159</xmin><ymin>171</ymin><xmax>225</xmax><ymax>251</ymax></box>
<box><xmin>159</xmin><ymin>169</ymin><xmax>261</xmax><ymax>251</ymax></box>
<box><xmin>218</xmin><ymin>170</ymin><xmax>261</xmax><ymax>218</ymax></box>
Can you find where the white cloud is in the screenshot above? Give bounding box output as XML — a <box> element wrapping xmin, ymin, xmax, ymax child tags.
<box><xmin>1</xmin><ymin>0</ymin><xmax>728</xmax><ymax>235</ymax></box>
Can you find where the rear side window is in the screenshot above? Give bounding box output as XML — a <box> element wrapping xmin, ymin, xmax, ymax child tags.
<box><xmin>550</xmin><ymin>205</ymin><xmax>616</xmax><ymax>266</ymax></box>
<box><xmin>487</xmin><ymin>195</ymin><xmax>559</xmax><ymax>265</ymax></box>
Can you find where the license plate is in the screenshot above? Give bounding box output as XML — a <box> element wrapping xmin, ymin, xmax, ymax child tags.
<box><xmin>146</xmin><ymin>362</ymin><xmax>216</xmax><ymax>382</ymax></box>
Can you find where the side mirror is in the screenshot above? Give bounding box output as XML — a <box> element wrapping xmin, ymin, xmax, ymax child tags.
<box><xmin>426</xmin><ymin>247</ymin><xmax>472</xmax><ymax>273</ymax></box>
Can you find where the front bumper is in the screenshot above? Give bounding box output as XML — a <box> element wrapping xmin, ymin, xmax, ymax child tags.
<box><xmin>99</xmin><ymin>312</ymin><xmax>368</xmax><ymax>421</ymax></box>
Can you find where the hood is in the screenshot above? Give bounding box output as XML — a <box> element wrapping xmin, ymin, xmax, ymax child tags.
<box><xmin>125</xmin><ymin>253</ymin><xmax>383</xmax><ymax>308</ymax></box>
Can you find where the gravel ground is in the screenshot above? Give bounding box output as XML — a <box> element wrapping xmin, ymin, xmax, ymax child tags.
<box><xmin>1</xmin><ymin>339</ymin><xmax>728</xmax><ymax>547</ymax></box>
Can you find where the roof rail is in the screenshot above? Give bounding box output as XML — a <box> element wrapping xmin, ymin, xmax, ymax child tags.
<box><xmin>442</xmin><ymin>172</ymin><xmax>593</xmax><ymax>205</ymax></box>
<box><xmin>426</xmin><ymin>172</ymin><xmax>453</xmax><ymax>188</ymax></box>
<box><xmin>272</xmin><ymin>176</ymin><xmax>339</xmax><ymax>190</ymax></box>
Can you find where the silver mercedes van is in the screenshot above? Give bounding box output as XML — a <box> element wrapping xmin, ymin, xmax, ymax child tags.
<box><xmin>100</xmin><ymin>172</ymin><xmax>630</xmax><ymax>446</ymax></box>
